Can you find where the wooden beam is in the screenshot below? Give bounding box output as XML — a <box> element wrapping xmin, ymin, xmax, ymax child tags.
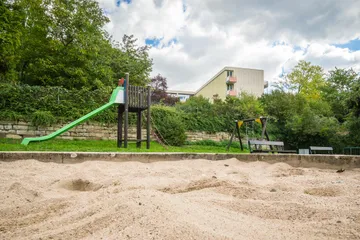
<box><xmin>147</xmin><ymin>86</ymin><xmax>151</xmax><ymax>149</ymax></box>
<box><xmin>124</xmin><ymin>73</ymin><xmax>129</xmax><ymax>148</ymax></box>
<box><xmin>117</xmin><ymin>105</ymin><xmax>123</xmax><ymax>148</ymax></box>
<box><xmin>136</xmin><ymin>110</ymin><xmax>142</xmax><ymax>148</ymax></box>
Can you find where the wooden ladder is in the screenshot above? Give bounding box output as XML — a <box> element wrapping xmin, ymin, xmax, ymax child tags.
<box><xmin>151</xmin><ymin>129</ymin><xmax>168</xmax><ymax>149</ymax></box>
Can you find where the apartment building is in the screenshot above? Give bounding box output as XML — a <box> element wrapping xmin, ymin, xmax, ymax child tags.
<box><xmin>194</xmin><ymin>66</ymin><xmax>266</xmax><ymax>102</ymax></box>
<box><xmin>166</xmin><ymin>90</ymin><xmax>195</xmax><ymax>102</ymax></box>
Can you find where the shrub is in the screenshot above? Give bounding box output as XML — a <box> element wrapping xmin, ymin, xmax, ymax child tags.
<box><xmin>185</xmin><ymin>139</ymin><xmax>248</xmax><ymax>150</ymax></box>
<box><xmin>31</xmin><ymin>111</ymin><xmax>56</xmax><ymax>127</ymax></box>
<box><xmin>0</xmin><ymin>110</ymin><xmax>23</xmax><ymax>122</ymax></box>
<box><xmin>151</xmin><ymin>105</ymin><xmax>187</xmax><ymax>146</ymax></box>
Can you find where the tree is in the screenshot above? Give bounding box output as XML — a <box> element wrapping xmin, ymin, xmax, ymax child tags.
<box><xmin>0</xmin><ymin>0</ymin><xmax>153</xmax><ymax>89</ymax></box>
<box><xmin>16</xmin><ymin>0</ymin><xmax>114</xmax><ymax>89</ymax></box>
<box><xmin>277</xmin><ymin>60</ymin><xmax>325</xmax><ymax>99</ymax></box>
<box><xmin>261</xmin><ymin>89</ymin><xmax>341</xmax><ymax>150</ymax></box>
<box><xmin>0</xmin><ymin>0</ymin><xmax>24</xmax><ymax>82</ymax></box>
<box><xmin>150</xmin><ymin>74</ymin><xmax>179</xmax><ymax>105</ymax></box>
<box><xmin>110</xmin><ymin>34</ymin><xmax>153</xmax><ymax>87</ymax></box>
<box><xmin>322</xmin><ymin>68</ymin><xmax>358</xmax><ymax>122</ymax></box>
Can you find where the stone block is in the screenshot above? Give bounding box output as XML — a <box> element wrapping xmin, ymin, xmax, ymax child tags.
<box><xmin>36</xmin><ymin>126</ymin><xmax>50</xmax><ymax>131</ymax></box>
<box><xmin>35</xmin><ymin>130</ymin><xmax>46</xmax><ymax>136</ymax></box>
<box><xmin>93</xmin><ymin>133</ymin><xmax>105</xmax><ymax>138</ymax></box>
<box><xmin>4</xmin><ymin>124</ymin><xmax>12</xmax><ymax>130</ymax></box>
<box><xmin>27</xmin><ymin>126</ymin><xmax>37</xmax><ymax>131</ymax></box>
<box><xmin>6</xmin><ymin>134</ymin><xmax>22</xmax><ymax>139</ymax></box>
<box><xmin>62</xmin><ymin>132</ymin><xmax>70</xmax><ymax>136</ymax></box>
<box><xmin>16</xmin><ymin>130</ymin><xmax>35</xmax><ymax>136</ymax></box>
<box><xmin>0</xmin><ymin>125</ymin><xmax>4</xmax><ymax>130</ymax></box>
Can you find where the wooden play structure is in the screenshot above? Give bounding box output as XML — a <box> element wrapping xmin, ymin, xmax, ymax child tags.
<box><xmin>22</xmin><ymin>73</ymin><xmax>151</xmax><ymax>149</ymax></box>
<box><xmin>117</xmin><ymin>73</ymin><xmax>151</xmax><ymax>149</ymax></box>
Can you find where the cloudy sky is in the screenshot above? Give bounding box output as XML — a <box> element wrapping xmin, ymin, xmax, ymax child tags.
<box><xmin>97</xmin><ymin>0</ymin><xmax>360</xmax><ymax>91</ymax></box>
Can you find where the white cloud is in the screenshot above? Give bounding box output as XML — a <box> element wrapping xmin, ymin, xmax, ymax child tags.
<box><xmin>97</xmin><ymin>0</ymin><xmax>360</xmax><ymax>91</ymax></box>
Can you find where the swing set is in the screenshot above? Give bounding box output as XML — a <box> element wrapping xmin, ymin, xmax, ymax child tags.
<box><xmin>226</xmin><ymin>117</ymin><xmax>297</xmax><ymax>153</ymax></box>
<box><xmin>226</xmin><ymin>117</ymin><xmax>270</xmax><ymax>151</ymax></box>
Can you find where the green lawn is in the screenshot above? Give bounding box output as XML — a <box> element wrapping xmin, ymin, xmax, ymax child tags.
<box><xmin>0</xmin><ymin>138</ymin><xmax>248</xmax><ymax>153</ymax></box>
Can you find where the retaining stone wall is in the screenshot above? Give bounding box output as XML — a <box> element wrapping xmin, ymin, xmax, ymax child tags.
<box><xmin>0</xmin><ymin>121</ymin><xmax>231</xmax><ymax>142</ymax></box>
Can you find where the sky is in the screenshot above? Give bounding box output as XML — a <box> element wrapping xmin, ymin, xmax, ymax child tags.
<box><xmin>97</xmin><ymin>0</ymin><xmax>360</xmax><ymax>91</ymax></box>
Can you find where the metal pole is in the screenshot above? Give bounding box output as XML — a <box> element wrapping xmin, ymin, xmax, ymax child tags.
<box><xmin>124</xmin><ymin>73</ymin><xmax>129</xmax><ymax>148</ymax></box>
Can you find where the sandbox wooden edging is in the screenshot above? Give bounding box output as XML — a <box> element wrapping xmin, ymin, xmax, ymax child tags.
<box><xmin>1</xmin><ymin>151</ymin><xmax>360</xmax><ymax>169</ymax></box>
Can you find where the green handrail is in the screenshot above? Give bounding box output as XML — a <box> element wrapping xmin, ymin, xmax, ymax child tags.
<box><xmin>21</xmin><ymin>87</ymin><xmax>122</xmax><ymax>146</ymax></box>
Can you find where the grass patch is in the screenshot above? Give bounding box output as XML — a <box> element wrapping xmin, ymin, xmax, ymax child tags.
<box><xmin>0</xmin><ymin>138</ymin><xmax>249</xmax><ymax>153</ymax></box>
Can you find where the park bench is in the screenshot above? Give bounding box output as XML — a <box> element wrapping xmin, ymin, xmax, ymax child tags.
<box><xmin>309</xmin><ymin>146</ymin><xmax>333</xmax><ymax>154</ymax></box>
<box><xmin>248</xmin><ymin>140</ymin><xmax>297</xmax><ymax>154</ymax></box>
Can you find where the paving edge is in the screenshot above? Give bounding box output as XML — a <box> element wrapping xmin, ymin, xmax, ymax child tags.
<box><xmin>1</xmin><ymin>151</ymin><xmax>360</xmax><ymax>169</ymax></box>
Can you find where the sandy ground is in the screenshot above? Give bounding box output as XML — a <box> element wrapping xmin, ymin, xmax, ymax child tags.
<box><xmin>0</xmin><ymin>159</ymin><xmax>360</xmax><ymax>240</ymax></box>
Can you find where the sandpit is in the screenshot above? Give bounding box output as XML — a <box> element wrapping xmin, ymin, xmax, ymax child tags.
<box><xmin>0</xmin><ymin>158</ymin><xmax>359</xmax><ymax>240</ymax></box>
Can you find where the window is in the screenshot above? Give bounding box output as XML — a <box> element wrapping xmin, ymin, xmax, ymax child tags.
<box><xmin>227</xmin><ymin>84</ymin><xmax>234</xmax><ymax>91</ymax></box>
<box><xmin>227</xmin><ymin>70</ymin><xmax>233</xmax><ymax>77</ymax></box>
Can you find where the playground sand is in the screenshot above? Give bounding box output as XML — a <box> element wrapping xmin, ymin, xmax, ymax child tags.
<box><xmin>0</xmin><ymin>159</ymin><xmax>360</xmax><ymax>240</ymax></box>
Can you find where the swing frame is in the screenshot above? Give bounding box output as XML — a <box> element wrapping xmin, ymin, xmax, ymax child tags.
<box><xmin>226</xmin><ymin>117</ymin><xmax>270</xmax><ymax>151</ymax></box>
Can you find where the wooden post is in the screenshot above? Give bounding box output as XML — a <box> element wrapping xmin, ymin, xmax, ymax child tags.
<box><xmin>124</xmin><ymin>73</ymin><xmax>129</xmax><ymax>148</ymax></box>
<box><xmin>117</xmin><ymin>105</ymin><xmax>123</xmax><ymax>148</ymax></box>
<box><xmin>146</xmin><ymin>86</ymin><xmax>151</xmax><ymax>149</ymax></box>
<box><xmin>236</xmin><ymin>121</ymin><xmax>243</xmax><ymax>151</ymax></box>
<box><xmin>260</xmin><ymin>117</ymin><xmax>268</xmax><ymax>140</ymax></box>
<box><xmin>261</xmin><ymin>118</ymin><xmax>272</xmax><ymax>150</ymax></box>
<box><xmin>136</xmin><ymin>110</ymin><xmax>141</xmax><ymax>148</ymax></box>
<box><xmin>226</xmin><ymin>123</ymin><xmax>237</xmax><ymax>151</ymax></box>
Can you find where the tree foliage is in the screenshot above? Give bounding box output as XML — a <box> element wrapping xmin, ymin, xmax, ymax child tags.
<box><xmin>0</xmin><ymin>0</ymin><xmax>152</xmax><ymax>89</ymax></box>
<box><xmin>151</xmin><ymin>105</ymin><xmax>186</xmax><ymax>146</ymax></box>
<box><xmin>277</xmin><ymin>60</ymin><xmax>325</xmax><ymax>99</ymax></box>
<box><xmin>150</xmin><ymin>74</ymin><xmax>179</xmax><ymax>105</ymax></box>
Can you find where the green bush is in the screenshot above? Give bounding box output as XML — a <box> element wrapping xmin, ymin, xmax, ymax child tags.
<box><xmin>31</xmin><ymin>111</ymin><xmax>56</xmax><ymax>127</ymax></box>
<box><xmin>0</xmin><ymin>110</ymin><xmax>23</xmax><ymax>122</ymax></box>
<box><xmin>151</xmin><ymin>105</ymin><xmax>187</xmax><ymax>146</ymax></box>
<box><xmin>185</xmin><ymin>139</ymin><xmax>248</xmax><ymax>150</ymax></box>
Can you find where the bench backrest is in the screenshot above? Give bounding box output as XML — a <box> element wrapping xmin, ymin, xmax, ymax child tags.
<box><xmin>309</xmin><ymin>146</ymin><xmax>333</xmax><ymax>151</ymax></box>
<box><xmin>309</xmin><ymin>146</ymin><xmax>333</xmax><ymax>154</ymax></box>
<box><xmin>248</xmin><ymin>140</ymin><xmax>284</xmax><ymax>146</ymax></box>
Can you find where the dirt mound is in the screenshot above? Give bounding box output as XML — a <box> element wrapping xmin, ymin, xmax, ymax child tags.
<box><xmin>215</xmin><ymin>185</ymin><xmax>258</xmax><ymax>199</ymax></box>
<box><xmin>159</xmin><ymin>178</ymin><xmax>230</xmax><ymax>194</ymax></box>
<box><xmin>273</xmin><ymin>168</ymin><xmax>305</xmax><ymax>177</ymax></box>
<box><xmin>304</xmin><ymin>187</ymin><xmax>341</xmax><ymax>197</ymax></box>
<box><xmin>60</xmin><ymin>179</ymin><xmax>102</xmax><ymax>192</ymax></box>
<box><xmin>7</xmin><ymin>182</ymin><xmax>40</xmax><ymax>202</ymax></box>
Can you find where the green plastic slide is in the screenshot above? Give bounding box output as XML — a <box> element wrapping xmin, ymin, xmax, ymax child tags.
<box><xmin>21</xmin><ymin>87</ymin><xmax>122</xmax><ymax>146</ymax></box>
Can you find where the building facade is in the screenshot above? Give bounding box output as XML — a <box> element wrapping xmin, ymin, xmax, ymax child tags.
<box><xmin>194</xmin><ymin>67</ymin><xmax>266</xmax><ymax>102</ymax></box>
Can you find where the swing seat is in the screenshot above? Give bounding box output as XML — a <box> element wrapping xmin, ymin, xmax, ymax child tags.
<box><xmin>248</xmin><ymin>140</ymin><xmax>297</xmax><ymax>154</ymax></box>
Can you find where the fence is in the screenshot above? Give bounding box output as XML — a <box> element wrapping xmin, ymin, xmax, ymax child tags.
<box><xmin>343</xmin><ymin>147</ymin><xmax>360</xmax><ymax>155</ymax></box>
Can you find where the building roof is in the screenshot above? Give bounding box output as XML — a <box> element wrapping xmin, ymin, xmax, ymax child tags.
<box><xmin>166</xmin><ymin>90</ymin><xmax>195</xmax><ymax>95</ymax></box>
<box><xmin>194</xmin><ymin>66</ymin><xmax>264</xmax><ymax>95</ymax></box>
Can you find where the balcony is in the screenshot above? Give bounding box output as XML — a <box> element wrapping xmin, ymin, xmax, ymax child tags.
<box><xmin>226</xmin><ymin>90</ymin><xmax>237</xmax><ymax>96</ymax></box>
<box><xmin>226</xmin><ymin>76</ymin><xmax>237</xmax><ymax>83</ymax></box>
